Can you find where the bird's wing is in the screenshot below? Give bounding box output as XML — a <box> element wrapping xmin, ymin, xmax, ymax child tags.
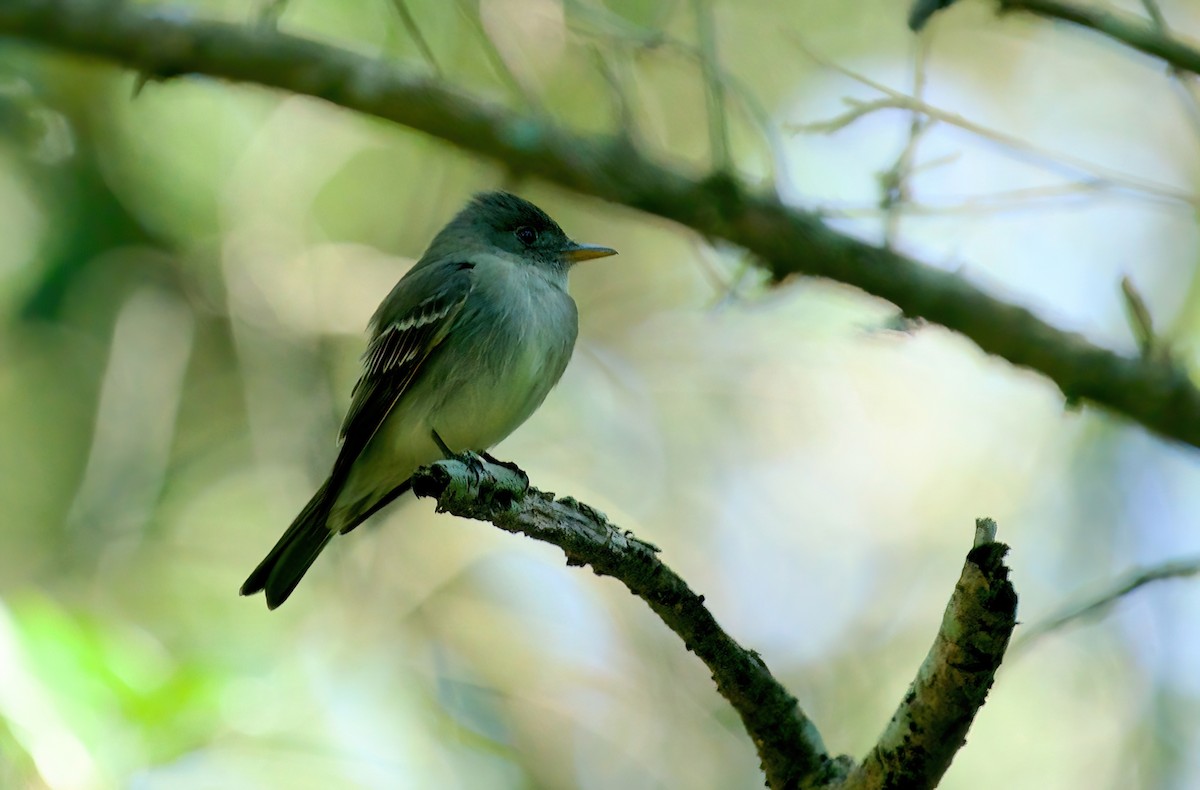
<box><xmin>328</xmin><ymin>260</ymin><xmax>475</xmax><ymax>491</ymax></box>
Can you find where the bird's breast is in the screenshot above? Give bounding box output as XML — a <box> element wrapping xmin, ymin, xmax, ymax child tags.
<box><xmin>423</xmin><ymin>259</ymin><xmax>578</xmax><ymax>451</ymax></box>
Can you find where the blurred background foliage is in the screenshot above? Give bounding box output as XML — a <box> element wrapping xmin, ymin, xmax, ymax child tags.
<box><xmin>1</xmin><ymin>0</ymin><xmax>1199</xmax><ymax>787</ymax></box>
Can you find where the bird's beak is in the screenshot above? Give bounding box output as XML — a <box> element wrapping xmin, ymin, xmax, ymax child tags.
<box><xmin>562</xmin><ymin>242</ymin><xmax>618</xmax><ymax>263</ymax></box>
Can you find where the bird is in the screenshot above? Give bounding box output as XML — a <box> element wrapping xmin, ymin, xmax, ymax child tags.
<box><xmin>240</xmin><ymin>191</ymin><xmax>616</xmax><ymax>608</ymax></box>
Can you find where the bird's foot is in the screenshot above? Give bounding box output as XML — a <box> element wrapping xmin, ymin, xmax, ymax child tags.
<box><xmin>460</xmin><ymin>449</ymin><xmax>487</xmax><ymax>479</ymax></box>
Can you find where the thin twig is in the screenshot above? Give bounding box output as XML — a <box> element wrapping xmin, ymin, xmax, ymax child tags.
<box><xmin>692</xmin><ymin>0</ymin><xmax>730</xmax><ymax>172</ymax></box>
<box><xmin>390</xmin><ymin>0</ymin><xmax>443</xmax><ymax>78</ymax></box>
<box><xmin>712</xmin><ymin>254</ymin><xmax>758</xmax><ymax>310</ymax></box>
<box><xmin>1014</xmin><ymin>555</ymin><xmax>1200</xmax><ymax>653</ymax></box>
<box><xmin>589</xmin><ymin>44</ymin><xmax>637</xmax><ymax>141</ymax></box>
<box><xmin>568</xmin><ymin>1</ymin><xmax>787</xmax><ymax>189</ymax></box>
<box><xmin>881</xmin><ymin>40</ymin><xmax>932</xmax><ymax>247</ymax></box>
<box><xmin>1121</xmin><ymin>275</ymin><xmax>1158</xmax><ymax>357</ymax></box>
<box><xmin>819</xmin><ymin>182</ymin><xmax>1141</xmax><ymax>218</ymax></box>
<box><xmin>789</xmin><ymin>44</ymin><xmax>1196</xmax><ymax>207</ymax></box>
<box><xmin>257</xmin><ymin>0</ymin><xmax>290</xmax><ymax>29</ymax></box>
<box><xmin>1139</xmin><ymin>0</ymin><xmax>1166</xmax><ymax>28</ymax></box>
<box><xmin>454</xmin><ymin>0</ymin><xmax>537</xmax><ymax>109</ymax></box>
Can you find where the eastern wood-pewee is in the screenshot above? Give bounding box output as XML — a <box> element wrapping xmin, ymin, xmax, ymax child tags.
<box><xmin>241</xmin><ymin>191</ymin><xmax>616</xmax><ymax>608</ymax></box>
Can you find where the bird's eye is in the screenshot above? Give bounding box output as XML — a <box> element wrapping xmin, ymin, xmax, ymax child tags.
<box><xmin>514</xmin><ymin>226</ymin><xmax>539</xmax><ymax>246</ymax></box>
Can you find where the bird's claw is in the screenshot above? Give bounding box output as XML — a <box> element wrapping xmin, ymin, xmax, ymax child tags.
<box><xmin>460</xmin><ymin>450</ymin><xmax>487</xmax><ymax>478</ymax></box>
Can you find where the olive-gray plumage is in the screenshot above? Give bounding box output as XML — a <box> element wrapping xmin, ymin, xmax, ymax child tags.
<box><xmin>241</xmin><ymin>192</ymin><xmax>616</xmax><ymax>608</ymax></box>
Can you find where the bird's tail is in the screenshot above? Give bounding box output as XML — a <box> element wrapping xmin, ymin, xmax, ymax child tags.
<box><xmin>241</xmin><ymin>480</ymin><xmax>335</xmax><ymax>609</ymax></box>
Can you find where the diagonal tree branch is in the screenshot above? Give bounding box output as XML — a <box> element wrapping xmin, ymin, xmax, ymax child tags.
<box><xmin>409</xmin><ymin>454</ymin><xmax>847</xmax><ymax>790</ymax></box>
<box><xmin>3</xmin><ymin>0</ymin><xmax>1200</xmax><ymax>453</ymax></box>
<box><xmin>1014</xmin><ymin>553</ymin><xmax>1200</xmax><ymax>652</ymax></box>
<box><xmin>414</xmin><ymin>457</ymin><xmax>1016</xmax><ymax>790</ymax></box>
<box><xmin>998</xmin><ymin>0</ymin><xmax>1200</xmax><ymax>77</ymax></box>
<box><xmin>843</xmin><ymin>519</ymin><xmax>1017</xmax><ymax>790</ymax></box>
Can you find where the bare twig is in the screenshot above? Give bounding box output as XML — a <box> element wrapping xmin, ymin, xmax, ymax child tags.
<box><xmin>1139</xmin><ymin>0</ymin><xmax>1167</xmax><ymax>29</ymax></box>
<box><xmin>569</xmin><ymin>2</ymin><xmax>788</xmax><ymax>189</ymax></box>
<box><xmin>880</xmin><ymin>41</ymin><xmax>932</xmax><ymax>247</ymax></box>
<box><xmin>410</xmin><ymin>453</ymin><xmax>846</xmax><ymax>790</ymax></box>
<box><xmin>589</xmin><ymin>44</ymin><xmax>638</xmax><ymax>141</ymax></box>
<box><xmin>1121</xmin><ymin>275</ymin><xmax>1158</xmax><ymax>357</ymax></box>
<box><xmin>453</xmin><ymin>0</ymin><xmax>537</xmax><ymax>109</ymax></box>
<box><xmin>789</xmin><ymin>46</ymin><xmax>1196</xmax><ymax>207</ymax></box>
<box><xmin>1014</xmin><ymin>555</ymin><xmax>1200</xmax><ymax>652</ymax></box>
<box><xmin>390</xmin><ymin>0</ymin><xmax>444</xmax><ymax>78</ymax></box>
<box><xmin>819</xmin><ymin>182</ymin><xmax>1137</xmax><ymax>218</ymax></box>
<box><xmin>257</xmin><ymin>0</ymin><xmax>290</xmax><ymax>30</ymax></box>
<box><xmin>692</xmin><ymin>0</ymin><xmax>730</xmax><ymax>172</ymax></box>
<box><xmin>843</xmin><ymin>519</ymin><xmax>1017</xmax><ymax>790</ymax></box>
